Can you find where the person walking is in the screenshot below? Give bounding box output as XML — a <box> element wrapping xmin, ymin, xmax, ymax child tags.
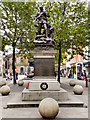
<box><xmin>84</xmin><ymin>71</ymin><xmax>88</xmax><ymax>87</ymax></box>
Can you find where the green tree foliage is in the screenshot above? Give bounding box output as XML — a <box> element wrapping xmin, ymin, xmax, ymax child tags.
<box><xmin>42</xmin><ymin>1</ymin><xmax>89</xmax><ymax>82</ymax></box>
<box><xmin>1</xmin><ymin>2</ymin><xmax>37</xmax><ymax>55</ymax></box>
<box><xmin>44</xmin><ymin>1</ymin><xmax>89</xmax><ymax>61</ymax></box>
<box><xmin>1</xmin><ymin>2</ymin><xmax>37</xmax><ymax>83</ymax></box>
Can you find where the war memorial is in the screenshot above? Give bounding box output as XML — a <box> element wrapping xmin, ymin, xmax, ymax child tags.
<box><xmin>22</xmin><ymin>6</ymin><xmax>68</xmax><ymax>101</ymax></box>
<box><xmin>6</xmin><ymin>5</ymin><xmax>84</xmax><ymax>108</ymax></box>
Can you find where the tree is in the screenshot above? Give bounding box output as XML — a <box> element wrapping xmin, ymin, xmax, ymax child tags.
<box><xmin>67</xmin><ymin>2</ymin><xmax>89</xmax><ymax>59</ymax></box>
<box><xmin>44</xmin><ymin>1</ymin><xmax>89</xmax><ymax>82</ymax></box>
<box><xmin>1</xmin><ymin>2</ymin><xmax>37</xmax><ymax>84</ymax></box>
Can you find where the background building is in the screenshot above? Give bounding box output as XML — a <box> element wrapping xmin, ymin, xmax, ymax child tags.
<box><xmin>5</xmin><ymin>55</ymin><xmax>34</xmax><ymax>75</ymax></box>
<box><xmin>2</xmin><ymin>45</ymin><xmax>34</xmax><ymax>76</ymax></box>
<box><xmin>66</xmin><ymin>45</ymin><xmax>90</xmax><ymax>79</ymax></box>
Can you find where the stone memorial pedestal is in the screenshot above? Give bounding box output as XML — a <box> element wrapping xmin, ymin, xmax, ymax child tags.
<box><xmin>31</xmin><ymin>48</ymin><xmax>57</xmax><ymax>76</ymax></box>
<box><xmin>22</xmin><ymin>47</ymin><xmax>68</xmax><ymax>101</ymax></box>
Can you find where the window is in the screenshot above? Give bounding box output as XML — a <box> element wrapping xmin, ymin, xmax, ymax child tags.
<box><xmin>27</xmin><ymin>67</ymin><xmax>30</xmax><ymax>73</ymax></box>
<box><xmin>20</xmin><ymin>67</ymin><xmax>24</xmax><ymax>73</ymax></box>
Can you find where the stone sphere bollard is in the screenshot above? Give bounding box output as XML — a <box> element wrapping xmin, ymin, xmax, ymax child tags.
<box><xmin>69</xmin><ymin>80</ymin><xmax>76</xmax><ymax>86</ymax></box>
<box><xmin>0</xmin><ymin>81</ymin><xmax>6</xmax><ymax>87</ymax></box>
<box><xmin>39</xmin><ymin>98</ymin><xmax>59</xmax><ymax>119</ymax></box>
<box><xmin>0</xmin><ymin>85</ymin><xmax>10</xmax><ymax>95</ymax></box>
<box><xmin>18</xmin><ymin>80</ymin><xmax>24</xmax><ymax>86</ymax></box>
<box><xmin>73</xmin><ymin>85</ymin><xmax>83</xmax><ymax>95</ymax></box>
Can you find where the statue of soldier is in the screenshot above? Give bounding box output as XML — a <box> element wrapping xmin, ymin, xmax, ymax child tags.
<box><xmin>34</xmin><ymin>6</ymin><xmax>50</xmax><ymax>38</ymax></box>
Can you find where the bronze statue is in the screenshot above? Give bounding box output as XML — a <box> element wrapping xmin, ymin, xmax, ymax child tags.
<box><xmin>33</xmin><ymin>6</ymin><xmax>54</xmax><ymax>44</ymax></box>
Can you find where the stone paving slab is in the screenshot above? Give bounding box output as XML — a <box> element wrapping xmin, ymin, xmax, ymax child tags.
<box><xmin>60</xmin><ymin>78</ymin><xmax>88</xmax><ymax>107</ymax></box>
<box><xmin>2</xmin><ymin>107</ymin><xmax>88</xmax><ymax>118</ymax></box>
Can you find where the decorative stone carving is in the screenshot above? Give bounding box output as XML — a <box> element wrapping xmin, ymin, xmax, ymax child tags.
<box><xmin>18</xmin><ymin>80</ymin><xmax>24</xmax><ymax>86</ymax></box>
<box><xmin>0</xmin><ymin>81</ymin><xmax>6</xmax><ymax>87</ymax></box>
<box><xmin>0</xmin><ymin>85</ymin><xmax>10</xmax><ymax>95</ymax></box>
<box><xmin>39</xmin><ymin>97</ymin><xmax>59</xmax><ymax>118</ymax></box>
<box><xmin>73</xmin><ymin>85</ymin><xmax>83</xmax><ymax>95</ymax></box>
<box><xmin>69</xmin><ymin>80</ymin><xmax>76</xmax><ymax>86</ymax></box>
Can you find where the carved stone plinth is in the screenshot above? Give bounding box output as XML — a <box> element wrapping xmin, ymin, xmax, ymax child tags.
<box><xmin>31</xmin><ymin>49</ymin><xmax>57</xmax><ymax>77</ymax></box>
<box><xmin>22</xmin><ymin>88</ymin><xmax>68</xmax><ymax>101</ymax></box>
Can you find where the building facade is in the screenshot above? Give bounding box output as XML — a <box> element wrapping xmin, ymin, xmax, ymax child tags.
<box><xmin>5</xmin><ymin>55</ymin><xmax>34</xmax><ymax>75</ymax></box>
<box><xmin>66</xmin><ymin>45</ymin><xmax>90</xmax><ymax>79</ymax></box>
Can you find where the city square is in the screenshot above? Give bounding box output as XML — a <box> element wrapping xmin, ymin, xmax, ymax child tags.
<box><xmin>0</xmin><ymin>0</ymin><xmax>90</xmax><ymax>119</ymax></box>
